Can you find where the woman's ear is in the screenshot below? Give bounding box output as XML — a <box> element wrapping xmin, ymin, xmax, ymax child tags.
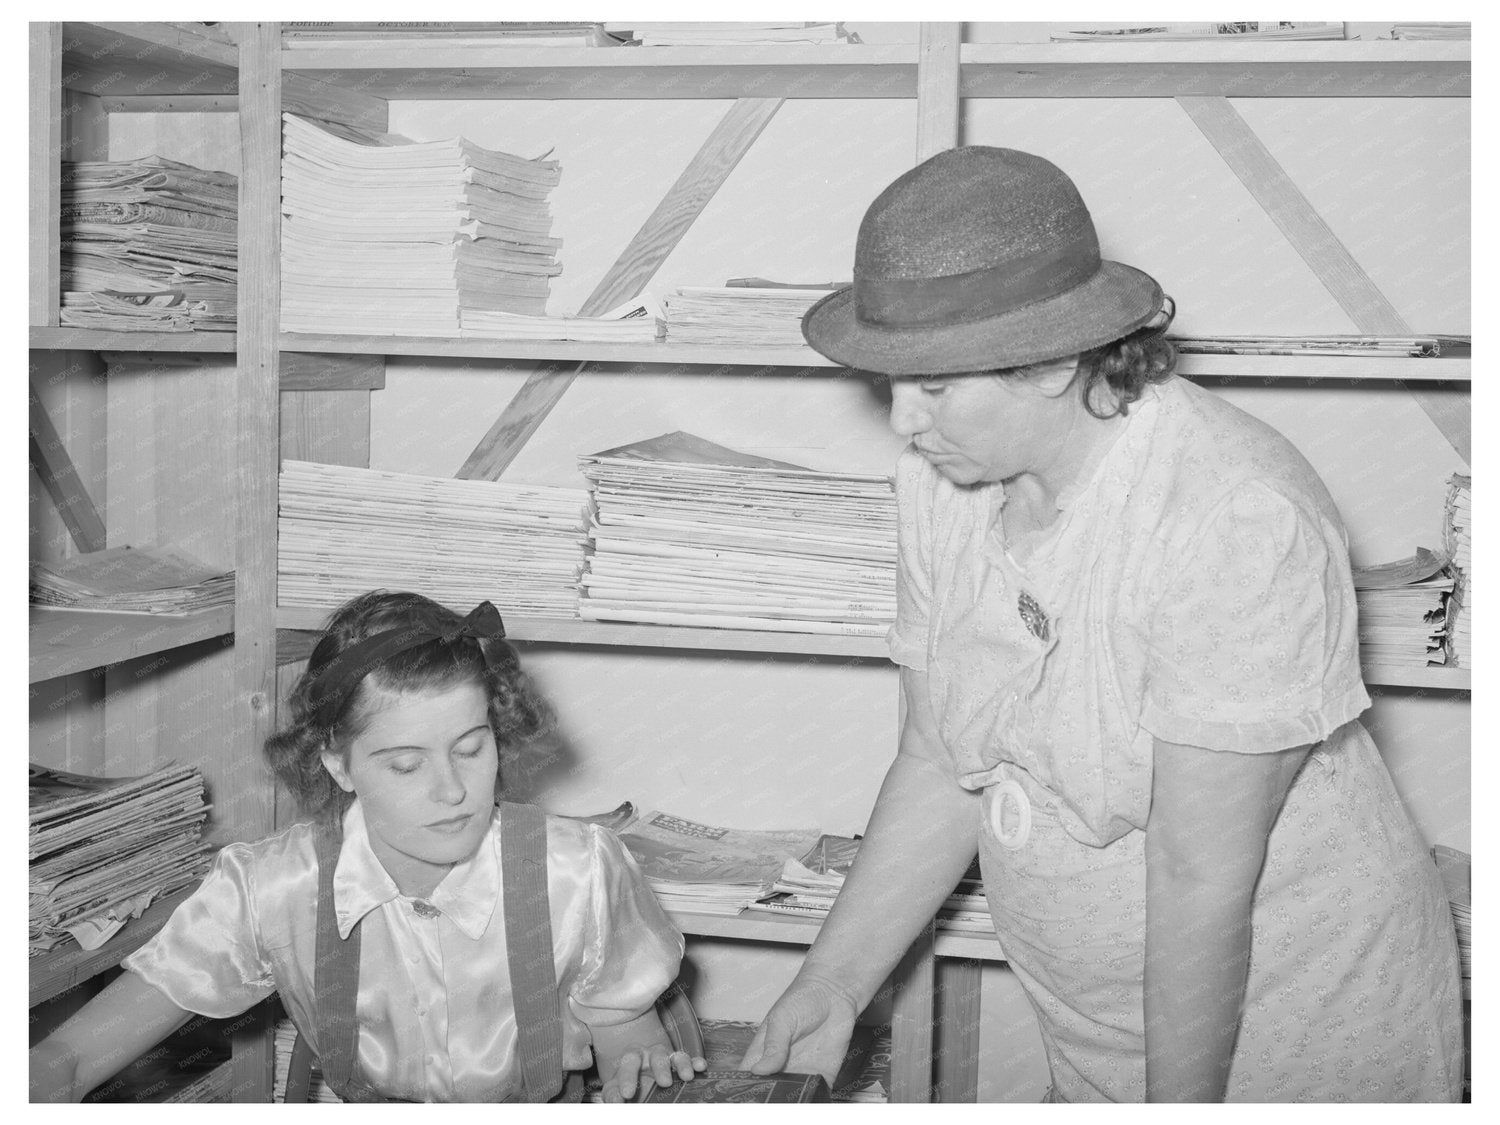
<box><xmin>320</xmin><ymin>747</ymin><xmax>356</xmax><ymax>794</ymax></box>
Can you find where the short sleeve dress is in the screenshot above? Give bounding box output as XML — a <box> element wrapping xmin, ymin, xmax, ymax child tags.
<box><xmin>122</xmin><ymin>801</ymin><xmax>683</xmax><ymax>1102</ymax></box>
<box><xmin>890</xmin><ymin>376</ymin><xmax>1463</xmax><ymax>1102</ymax></box>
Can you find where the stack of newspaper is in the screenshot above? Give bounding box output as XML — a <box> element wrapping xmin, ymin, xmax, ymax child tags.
<box><xmin>605</xmin><ymin>22</ymin><xmax>854</xmax><ymax>45</ymax></box>
<box><xmin>1390</xmin><ymin>22</ymin><xmax>1470</xmax><ymax>39</ymax></box>
<box><xmin>280</xmin><ymin>113</ymin><xmax>562</xmax><ymax>335</ymax></box>
<box><xmin>30</xmin><ymin>763</ymin><xmax>211</xmax><ymax>957</ymax></box>
<box><xmin>1051</xmin><ymin>21</ymin><xmax>1345</xmax><ymax>40</ymax></box>
<box><xmin>1444</xmin><ymin>475</ymin><xmax>1471</xmax><ymax>667</ymax></box>
<box><xmin>747</xmin><ymin>834</ymin><xmax>993</xmax><ymax>934</ymax></box>
<box><xmin>1169</xmin><ymin>333</ymin><xmax>1470</xmax><ymax>358</ymax></box>
<box><xmin>277</xmin><ymin>460</ymin><xmax>591</xmax><ymax>617</ymax></box>
<box><xmin>60</xmin><ymin>156</ymin><xmax>237</xmax><ymax>331</ymax></box>
<box><xmin>616</xmin><ymin>809</ymin><xmax>821</xmax><ymax>916</ymax></box>
<box><xmin>578</xmin><ymin>432</ymin><xmax>897</xmax><ymax>636</ymax></box>
<box><xmin>30</xmin><ymin>545</ymin><xmax>234</xmax><ymax>615</ymax></box>
<box><xmin>1432</xmin><ymin>845</ymin><xmax>1471</xmax><ymax>992</ymax></box>
<box><xmin>1352</xmin><ymin>548</ymin><xmax>1454</xmax><ymax>668</ymax></box>
<box><xmin>662</xmin><ymin>286</ymin><xmax>831</xmax><ymax>347</ymax></box>
<box><xmin>272</xmin><ymin>1019</ymin><xmax>339</xmax><ymax>1103</ymax></box>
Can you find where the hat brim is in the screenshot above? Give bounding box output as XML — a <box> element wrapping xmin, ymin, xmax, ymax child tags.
<box><xmin>802</xmin><ymin>261</ymin><xmax>1163</xmax><ymax>375</ymax></box>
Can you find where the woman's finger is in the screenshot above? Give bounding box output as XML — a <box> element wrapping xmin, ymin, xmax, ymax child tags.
<box><xmin>617</xmin><ymin>1050</ymin><xmax>643</xmax><ymax>1099</ymax></box>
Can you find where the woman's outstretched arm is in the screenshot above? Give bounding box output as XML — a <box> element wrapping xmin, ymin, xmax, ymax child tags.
<box><xmin>30</xmin><ymin>970</ymin><xmax>195</xmax><ymax>1103</ymax></box>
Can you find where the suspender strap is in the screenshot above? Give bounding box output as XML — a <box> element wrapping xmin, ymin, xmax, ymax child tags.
<box><xmin>310</xmin><ymin>821</ymin><xmax>387</xmax><ymax>1103</ymax></box>
<box><xmin>499</xmin><ymin>800</ymin><xmax>570</xmax><ymax>1103</ymax></box>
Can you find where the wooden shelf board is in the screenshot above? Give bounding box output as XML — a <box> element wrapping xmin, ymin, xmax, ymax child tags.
<box><xmin>61</xmin><ymin>22</ymin><xmax>239</xmax><ymax>97</ymax></box>
<box><xmin>30</xmin><ymin>884</ymin><xmax>199</xmax><ymax>1007</ymax></box>
<box><xmin>961</xmin><ymin>40</ymin><xmax>1469</xmax><ymax>98</ymax></box>
<box><xmin>30</xmin><ymin>606</ymin><xmax>235</xmax><ymax>683</ymax></box>
<box><xmin>1363</xmin><ymin>664</ymin><xmax>1470</xmax><ymax>691</ymax></box>
<box><xmin>279</xmin><ymin>40</ymin><xmax>1468</xmax><ymax>100</ymax></box>
<box><xmin>275</xmin><ymin>608</ymin><xmax>889</xmax><ymax>661</ymax></box>
<box><xmin>279</xmin><ymin>333</ymin><xmax>1470</xmax><ymax>382</ymax></box>
<box><xmin>283</xmin><ymin>43</ymin><xmax>921</xmax><ymax>99</ymax></box>
<box><xmin>30</xmin><ymin>327</ymin><xmax>236</xmax><ymax>354</ymax></box>
<box><xmin>669</xmin><ymin>908</ymin><xmax>1006</xmax><ymax>962</ymax></box>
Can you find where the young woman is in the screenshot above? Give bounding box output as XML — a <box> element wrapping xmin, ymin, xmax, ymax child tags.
<box><xmin>30</xmin><ymin>591</ymin><xmax>704</xmax><ymax>1103</ymax></box>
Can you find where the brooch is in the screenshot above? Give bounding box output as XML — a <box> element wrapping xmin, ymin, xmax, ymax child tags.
<box><xmin>1017</xmin><ymin>591</ymin><xmax>1050</xmax><ymax>641</ymax></box>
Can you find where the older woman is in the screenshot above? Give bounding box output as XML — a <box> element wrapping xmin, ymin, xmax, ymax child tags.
<box><xmin>742</xmin><ymin>147</ymin><xmax>1462</xmax><ymax>1102</ymax></box>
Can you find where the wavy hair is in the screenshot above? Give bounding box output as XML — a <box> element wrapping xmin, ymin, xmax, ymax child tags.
<box><xmin>264</xmin><ymin>590</ymin><xmax>550</xmax><ymax>825</ymax></box>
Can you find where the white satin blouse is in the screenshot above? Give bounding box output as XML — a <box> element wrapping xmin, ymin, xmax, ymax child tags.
<box><xmin>122</xmin><ymin>801</ymin><xmax>684</xmax><ymax>1101</ymax></box>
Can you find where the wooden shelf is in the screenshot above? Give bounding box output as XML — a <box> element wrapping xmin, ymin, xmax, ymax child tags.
<box><xmin>1363</xmin><ymin>664</ymin><xmax>1470</xmax><ymax>691</ymax></box>
<box><xmin>278</xmin><ymin>39</ymin><xmax>1468</xmax><ymax>101</ymax></box>
<box><xmin>275</xmin><ymin>607</ymin><xmax>888</xmax><ymax>663</ymax></box>
<box><xmin>30</xmin><ymin>327</ymin><xmax>236</xmax><ymax>354</ymax></box>
<box><xmin>960</xmin><ymin>40</ymin><xmax>1469</xmax><ymax>99</ymax></box>
<box><xmin>61</xmin><ymin>22</ymin><xmax>240</xmax><ymax>97</ymax></box>
<box><xmin>668</xmin><ymin>907</ymin><xmax>1005</xmax><ymax>962</ymax></box>
<box><xmin>280</xmin><ymin>333</ymin><xmax>1471</xmax><ymax>382</ymax></box>
<box><xmin>30</xmin><ymin>884</ymin><xmax>199</xmax><ymax>1007</ymax></box>
<box><xmin>30</xmin><ymin>606</ymin><xmax>235</xmax><ymax>683</ymax></box>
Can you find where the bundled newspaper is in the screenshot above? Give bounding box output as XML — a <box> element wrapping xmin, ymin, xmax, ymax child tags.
<box><xmin>616</xmin><ymin>809</ymin><xmax>821</xmax><ymax>915</ymax></box>
<box><xmin>30</xmin><ymin>544</ymin><xmax>234</xmax><ymax>615</ymax></box>
<box><xmin>30</xmin><ymin>763</ymin><xmax>212</xmax><ymax>956</ymax></box>
<box><xmin>1443</xmin><ymin>475</ymin><xmax>1471</xmax><ymax>667</ymax></box>
<box><xmin>61</xmin><ymin>155</ymin><xmax>238</xmax><ymax>332</ymax></box>
<box><xmin>1351</xmin><ymin>548</ymin><xmax>1454</xmax><ymax>668</ymax></box>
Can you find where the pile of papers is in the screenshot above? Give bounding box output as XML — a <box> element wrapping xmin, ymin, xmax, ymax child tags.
<box><xmin>616</xmin><ymin>809</ymin><xmax>820</xmax><ymax>916</ymax></box>
<box><xmin>272</xmin><ymin>1019</ymin><xmax>340</xmax><ymax>1103</ymax></box>
<box><xmin>662</xmin><ymin>286</ymin><xmax>831</xmax><ymax>347</ymax></box>
<box><xmin>1352</xmin><ymin>548</ymin><xmax>1454</xmax><ymax>668</ymax></box>
<box><xmin>1169</xmin><ymin>333</ymin><xmax>1470</xmax><ymax>358</ymax></box>
<box><xmin>1391</xmin><ymin>23</ymin><xmax>1470</xmax><ymax>39</ymax></box>
<box><xmin>461</xmin><ymin>297</ymin><xmax>662</xmax><ymax>342</ymax></box>
<box><xmin>1431</xmin><ymin>845</ymin><xmax>1471</xmax><ymax>990</ymax></box>
<box><xmin>280</xmin><ymin>113</ymin><xmax>562</xmax><ymax>336</ymax></box>
<box><xmin>30</xmin><ymin>545</ymin><xmax>234</xmax><ymax>615</ymax></box>
<box><xmin>1444</xmin><ymin>475</ymin><xmax>1471</xmax><ymax>667</ymax></box>
<box><xmin>60</xmin><ymin>156</ymin><xmax>237</xmax><ymax>332</ymax></box>
<box><xmin>605</xmin><ymin>22</ymin><xmax>854</xmax><ymax>46</ymax></box>
<box><xmin>277</xmin><ymin>460</ymin><xmax>590</xmax><ymax>617</ymax></box>
<box><xmin>1051</xmin><ymin>22</ymin><xmax>1344</xmax><ymax>41</ymax></box>
<box><xmin>283</xmin><ymin>21</ymin><xmax>619</xmax><ymax>48</ymax></box>
<box><xmin>747</xmin><ymin>834</ymin><xmax>993</xmax><ymax>935</ymax></box>
<box><xmin>578</xmin><ymin>432</ymin><xmax>897</xmax><ymax>637</ymax></box>
<box><xmin>30</xmin><ymin>763</ymin><xmax>211</xmax><ymax>957</ymax></box>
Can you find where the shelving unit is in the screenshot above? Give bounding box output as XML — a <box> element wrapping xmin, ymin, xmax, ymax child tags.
<box><xmin>29</xmin><ymin>20</ymin><xmax>1470</xmax><ymax>1104</ymax></box>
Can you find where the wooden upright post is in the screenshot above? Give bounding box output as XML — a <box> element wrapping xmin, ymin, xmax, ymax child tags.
<box><xmin>915</xmin><ymin>23</ymin><xmax>963</xmax><ymax>163</ymax></box>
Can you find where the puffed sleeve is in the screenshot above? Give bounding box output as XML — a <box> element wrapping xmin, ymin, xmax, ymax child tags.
<box><xmin>120</xmin><ymin>842</ymin><xmax>276</xmax><ymax>1018</ymax></box>
<box><xmin>1141</xmin><ymin>480</ymin><xmax>1370</xmax><ymax>753</ymax></box>
<box><xmin>567</xmin><ymin>825</ymin><xmax>684</xmax><ymax>1028</ymax></box>
<box><xmin>889</xmin><ymin>447</ymin><xmax>936</xmax><ymax>672</ymax></box>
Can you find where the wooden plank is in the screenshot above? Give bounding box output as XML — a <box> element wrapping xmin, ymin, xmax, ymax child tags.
<box><xmin>99</xmin><ymin>94</ymin><xmax>240</xmax><ymax>113</ymax></box>
<box><xmin>279</xmin><ymin>390</ymin><xmax>372</xmax><ymax>464</ymax></box>
<box><xmin>888</xmin><ymin>921</ymin><xmax>937</xmax><ymax>1103</ymax></box>
<box><xmin>933</xmin><ymin>958</ymin><xmax>982</xmax><ymax>1103</ymax></box>
<box><xmin>456</xmin><ymin>97</ymin><xmax>784</xmax><ymax>480</ymax></box>
<box><xmin>277</xmin><ymin>353</ymin><xmax>386</xmax><ymax>391</ymax></box>
<box><xmin>1177</xmin><ymin>95</ymin><xmax>1469</xmax><ymax>464</ymax></box>
<box><xmin>230</xmin><ymin>18</ymin><xmax>281</xmax><ymax>847</ymax></box>
<box><xmin>30</xmin><ymin>606</ymin><xmax>235</xmax><ymax>683</ymax></box>
<box><xmin>29</xmin><ymin>380</ymin><xmax>107</xmax><ymax>553</ymax></box>
<box><xmin>31</xmin><ymin>23</ymin><xmax>61</xmax><ymax>327</ymax></box>
<box><xmin>61</xmin><ymin>22</ymin><xmax>240</xmax><ymax>97</ymax></box>
<box><xmin>915</xmin><ymin>23</ymin><xmax>962</xmax><ymax>162</ymax></box>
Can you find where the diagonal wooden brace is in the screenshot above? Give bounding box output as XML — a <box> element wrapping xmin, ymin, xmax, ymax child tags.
<box><xmin>29</xmin><ymin>379</ymin><xmax>107</xmax><ymax>553</ymax></box>
<box><xmin>1177</xmin><ymin>95</ymin><xmax>1468</xmax><ymax>465</ymax></box>
<box><xmin>457</xmin><ymin>97</ymin><xmax>784</xmax><ymax>481</ymax></box>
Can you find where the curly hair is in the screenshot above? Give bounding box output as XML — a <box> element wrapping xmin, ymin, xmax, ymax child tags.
<box><xmin>264</xmin><ymin>591</ymin><xmax>551</xmax><ymax>825</ymax></box>
<box><xmin>1073</xmin><ymin>316</ymin><xmax>1178</xmax><ymax>420</ymax></box>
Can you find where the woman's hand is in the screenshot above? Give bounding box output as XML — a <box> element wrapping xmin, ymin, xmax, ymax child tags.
<box><xmin>739</xmin><ymin>972</ymin><xmax>860</xmax><ymax>1086</ymax></box>
<box><xmin>590</xmin><ymin>1008</ymin><xmax>706</xmax><ymax>1102</ymax></box>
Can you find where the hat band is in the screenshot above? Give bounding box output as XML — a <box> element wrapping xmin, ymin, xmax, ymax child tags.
<box><xmin>855</xmin><ymin>235</ymin><xmax>1099</xmax><ymax>329</ymax></box>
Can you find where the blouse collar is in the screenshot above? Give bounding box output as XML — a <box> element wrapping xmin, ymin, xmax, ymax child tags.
<box><xmin>333</xmin><ymin>800</ymin><xmax>500</xmax><ymax>941</ymax></box>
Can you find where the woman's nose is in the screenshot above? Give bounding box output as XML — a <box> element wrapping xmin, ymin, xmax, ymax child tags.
<box><xmin>431</xmin><ymin>758</ymin><xmax>467</xmax><ymax>805</ymax></box>
<box><xmin>889</xmin><ymin>382</ymin><xmax>930</xmax><ymax>438</ymax></box>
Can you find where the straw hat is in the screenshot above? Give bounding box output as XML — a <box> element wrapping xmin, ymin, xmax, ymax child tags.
<box><xmin>802</xmin><ymin>146</ymin><xmax>1164</xmax><ymax>375</ymax></box>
